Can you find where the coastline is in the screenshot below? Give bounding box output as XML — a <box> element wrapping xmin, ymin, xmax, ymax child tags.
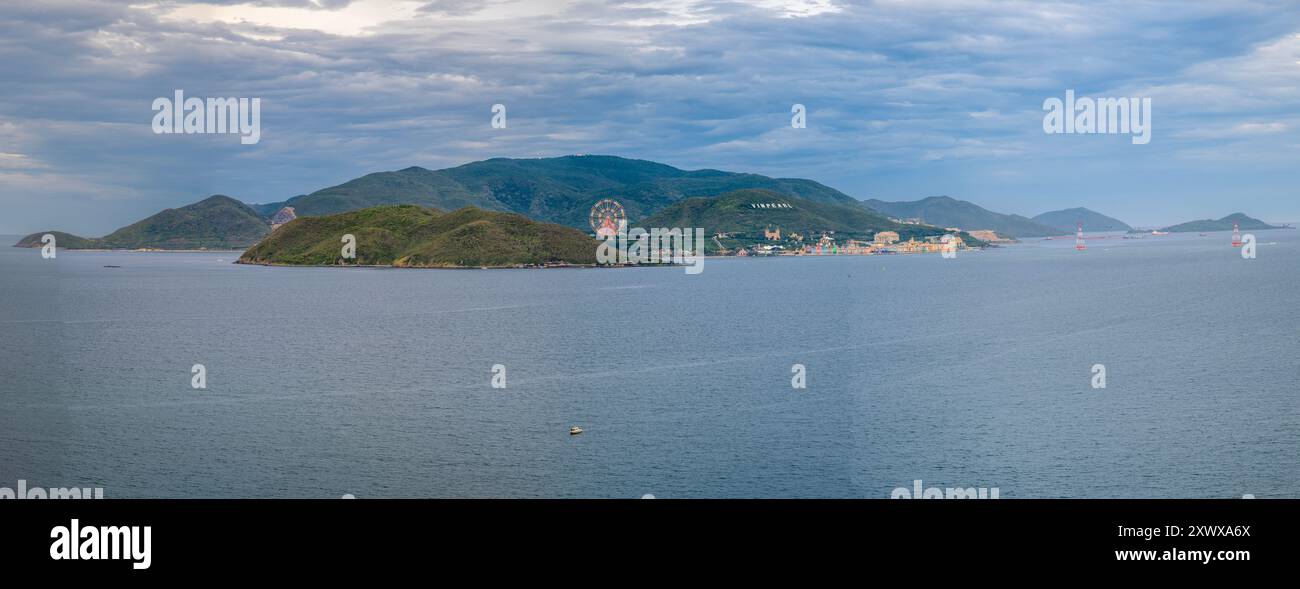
<box><xmin>10</xmin><ymin>246</ymin><xmax>250</xmax><ymax>253</ymax></box>
<box><xmin>233</xmin><ymin>259</ymin><xmax>603</xmax><ymax>270</ymax></box>
<box><xmin>234</xmin><ymin>248</ymin><xmax>988</xmax><ymax>269</ymax></box>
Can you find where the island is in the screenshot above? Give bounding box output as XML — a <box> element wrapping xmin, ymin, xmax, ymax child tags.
<box><xmin>1151</xmin><ymin>212</ymin><xmax>1284</xmax><ymax>233</ymax></box>
<box><xmin>13</xmin><ymin>195</ymin><xmax>270</xmax><ymax>250</ymax></box>
<box><xmin>236</xmin><ymin>205</ymin><xmax>599</xmax><ymax>268</ymax></box>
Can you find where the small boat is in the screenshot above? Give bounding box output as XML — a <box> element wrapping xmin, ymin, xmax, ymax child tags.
<box><xmin>569</xmin><ymin>426</ymin><xmax>584</xmax><ymax>435</ymax></box>
<box><xmin>1151</xmin><ymin>230</ymin><xmax>1170</xmax><ymax>236</ymax></box>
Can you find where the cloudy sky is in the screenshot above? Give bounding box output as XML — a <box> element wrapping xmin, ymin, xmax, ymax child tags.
<box><xmin>1</xmin><ymin>0</ymin><xmax>1298</xmax><ymax>234</ymax></box>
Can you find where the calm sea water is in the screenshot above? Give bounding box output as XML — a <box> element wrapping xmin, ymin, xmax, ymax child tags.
<box><xmin>1</xmin><ymin>230</ymin><xmax>1297</xmax><ymax>498</ymax></box>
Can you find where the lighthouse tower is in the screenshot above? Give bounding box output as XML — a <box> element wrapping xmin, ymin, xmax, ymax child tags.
<box><xmin>1231</xmin><ymin>222</ymin><xmax>1243</xmax><ymax>247</ymax></box>
<box><xmin>1075</xmin><ymin>222</ymin><xmax>1086</xmax><ymax>251</ymax></box>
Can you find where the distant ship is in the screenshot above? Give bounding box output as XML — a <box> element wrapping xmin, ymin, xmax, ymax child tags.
<box><xmin>1151</xmin><ymin>230</ymin><xmax>1170</xmax><ymax>236</ymax></box>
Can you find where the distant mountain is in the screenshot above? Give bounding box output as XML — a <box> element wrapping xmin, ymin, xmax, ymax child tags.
<box><xmin>641</xmin><ymin>188</ymin><xmax>967</xmax><ymax>253</ymax></box>
<box><xmin>13</xmin><ymin>231</ymin><xmax>100</xmax><ymax>249</ymax></box>
<box><xmin>94</xmin><ymin>195</ymin><xmax>269</xmax><ymax>249</ymax></box>
<box><xmin>14</xmin><ymin>195</ymin><xmax>270</xmax><ymax>250</ymax></box>
<box><xmin>254</xmin><ymin>155</ymin><xmax>863</xmax><ymax>229</ymax></box>
<box><xmin>13</xmin><ymin>156</ymin><xmax>868</xmax><ymax>250</ymax></box>
<box><xmin>1032</xmin><ymin>207</ymin><xmax>1133</xmax><ymax>232</ymax></box>
<box><xmin>862</xmin><ymin>196</ymin><xmax>1061</xmax><ymax>238</ymax></box>
<box><xmin>238</xmin><ymin>205</ymin><xmax>597</xmax><ymax>268</ymax></box>
<box><xmin>1158</xmin><ymin>213</ymin><xmax>1283</xmax><ymax>233</ymax></box>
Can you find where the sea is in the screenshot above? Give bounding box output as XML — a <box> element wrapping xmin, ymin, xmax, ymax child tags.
<box><xmin>1</xmin><ymin>230</ymin><xmax>1296</xmax><ymax>498</ymax></box>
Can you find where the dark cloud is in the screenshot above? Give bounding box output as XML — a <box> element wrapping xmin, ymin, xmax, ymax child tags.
<box><xmin>2</xmin><ymin>0</ymin><xmax>1299</xmax><ymax>234</ymax></box>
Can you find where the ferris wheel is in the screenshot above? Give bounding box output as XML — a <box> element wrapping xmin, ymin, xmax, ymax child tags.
<box><xmin>589</xmin><ymin>199</ymin><xmax>626</xmax><ymax>238</ymax></box>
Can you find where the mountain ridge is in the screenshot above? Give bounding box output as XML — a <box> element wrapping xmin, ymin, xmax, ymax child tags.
<box><xmin>1032</xmin><ymin>207</ymin><xmax>1133</xmax><ymax>233</ymax></box>
<box><xmin>14</xmin><ymin>195</ymin><xmax>269</xmax><ymax>250</ymax></box>
<box><xmin>862</xmin><ymin>196</ymin><xmax>1062</xmax><ymax>238</ymax></box>
<box><xmin>238</xmin><ymin>205</ymin><xmax>598</xmax><ymax>267</ymax></box>
<box><xmin>253</xmin><ymin>155</ymin><xmax>863</xmax><ymax>229</ymax></box>
<box><xmin>1155</xmin><ymin>213</ymin><xmax>1283</xmax><ymax>233</ymax></box>
<box><xmin>16</xmin><ymin>156</ymin><xmax>1286</xmax><ymax>251</ymax></box>
<box><xmin>642</xmin><ymin>188</ymin><xmax>973</xmax><ymax>253</ymax></box>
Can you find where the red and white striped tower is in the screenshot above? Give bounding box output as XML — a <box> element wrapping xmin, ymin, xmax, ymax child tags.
<box><xmin>1231</xmin><ymin>222</ymin><xmax>1243</xmax><ymax>247</ymax></box>
<box><xmin>1075</xmin><ymin>222</ymin><xmax>1086</xmax><ymax>251</ymax></box>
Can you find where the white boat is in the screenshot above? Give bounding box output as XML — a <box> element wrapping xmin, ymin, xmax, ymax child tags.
<box><xmin>569</xmin><ymin>426</ymin><xmax>584</xmax><ymax>435</ymax></box>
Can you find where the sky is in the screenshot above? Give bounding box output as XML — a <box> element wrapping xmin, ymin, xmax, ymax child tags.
<box><xmin>1</xmin><ymin>0</ymin><xmax>1298</xmax><ymax>235</ymax></box>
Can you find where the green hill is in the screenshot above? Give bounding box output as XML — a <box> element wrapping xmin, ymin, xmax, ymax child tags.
<box><xmin>863</xmin><ymin>196</ymin><xmax>1061</xmax><ymax>238</ymax></box>
<box><xmin>14</xmin><ymin>195</ymin><xmax>269</xmax><ymax>250</ymax></box>
<box><xmin>13</xmin><ymin>231</ymin><xmax>100</xmax><ymax>249</ymax></box>
<box><xmin>641</xmin><ymin>189</ymin><xmax>969</xmax><ymax>253</ymax></box>
<box><xmin>1032</xmin><ymin>207</ymin><xmax>1132</xmax><ymax>232</ymax></box>
<box><xmin>96</xmin><ymin>195</ymin><xmax>269</xmax><ymax>249</ymax></box>
<box><xmin>238</xmin><ymin>205</ymin><xmax>598</xmax><ymax>268</ymax></box>
<box><xmin>16</xmin><ymin>157</ymin><xmax>872</xmax><ymax>250</ymax></box>
<box><xmin>1157</xmin><ymin>213</ymin><xmax>1282</xmax><ymax>233</ymax></box>
<box><xmin>254</xmin><ymin>155</ymin><xmax>863</xmax><ymax>229</ymax></box>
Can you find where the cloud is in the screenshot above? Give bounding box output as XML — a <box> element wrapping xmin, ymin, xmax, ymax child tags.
<box><xmin>1</xmin><ymin>0</ymin><xmax>1299</xmax><ymax>233</ymax></box>
<box><xmin>416</xmin><ymin>0</ymin><xmax>488</xmax><ymax>16</ymax></box>
<box><xmin>153</xmin><ymin>0</ymin><xmax>428</xmax><ymax>36</ymax></box>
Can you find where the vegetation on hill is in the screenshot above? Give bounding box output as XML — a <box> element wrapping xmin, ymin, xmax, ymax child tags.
<box><xmin>640</xmin><ymin>189</ymin><xmax>976</xmax><ymax>253</ymax></box>
<box><xmin>863</xmin><ymin>196</ymin><xmax>1061</xmax><ymax>238</ymax></box>
<box><xmin>95</xmin><ymin>195</ymin><xmax>269</xmax><ymax>249</ymax></box>
<box><xmin>238</xmin><ymin>205</ymin><xmax>599</xmax><ymax>268</ymax></box>
<box><xmin>1156</xmin><ymin>213</ymin><xmax>1283</xmax><ymax>233</ymax></box>
<box><xmin>1032</xmin><ymin>207</ymin><xmax>1133</xmax><ymax>232</ymax></box>
<box><xmin>12</xmin><ymin>231</ymin><xmax>99</xmax><ymax>249</ymax></box>
<box><xmin>13</xmin><ymin>195</ymin><xmax>269</xmax><ymax>250</ymax></box>
<box><xmin>252</xmin><ymin>155</ymin><xmax>864</xmax><ymax>229</ymax></box>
